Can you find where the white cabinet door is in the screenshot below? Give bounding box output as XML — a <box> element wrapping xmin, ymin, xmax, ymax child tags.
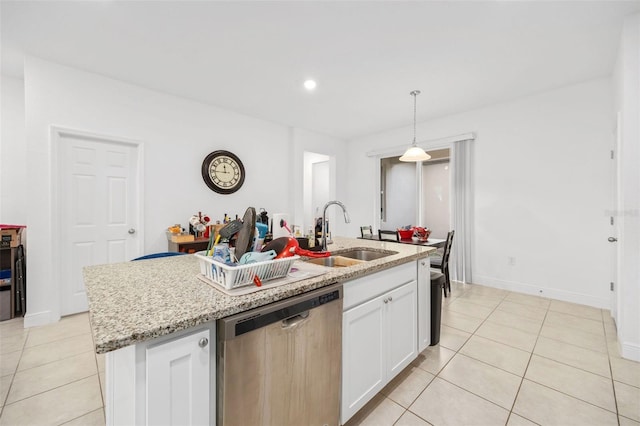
<box><xmin>146</xmin><ymin>329</ymin><xmax>210</xmax><ymax>426</ymax></box>
<box><xmin>417</xmin><ymin>259</ymin><xmax>431</xmax><ymax>352</ymax></box>
<box><xmin>386</xmin><ymin>281</ymin><xmax>418</xmax><ymax>377</ymax></box>
<box><xmin>342</xmin><ymin>278</ymin><xmax>419</xmax><ymax>424</ymax></box>
<box><xmin>342</xmin><ymin>295</ymin><xmax>386</xmax><ymax>423</ymax></box>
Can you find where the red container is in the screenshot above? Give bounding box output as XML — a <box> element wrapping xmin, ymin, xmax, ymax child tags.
<box><xmin>397</xmin><ymin>229</ymin><xmax>414</xmax><ymax>239</ymax></box>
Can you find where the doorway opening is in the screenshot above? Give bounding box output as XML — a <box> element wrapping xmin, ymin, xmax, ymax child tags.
<box><xmin>303</xmin><ymin>151</ymin><xmax>334</xmax><ymax>235</ymax></box>
<box><xmin>380</xmin><ymin>148</ymin><xmax>450</xmax><ymax>238</ymax></box>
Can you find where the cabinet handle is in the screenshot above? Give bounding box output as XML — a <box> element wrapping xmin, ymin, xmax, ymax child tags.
<box><xmin>198</xmin><ymin>337</ymin><xmax>209</xmax><ymax>348</ymax></box>
<box><xmin>421</xmin><ymin>261</ymin><xmax>426</xmax><ymax>266</ymax></box>
<box><xmin>388</xmin><ymin>296</ymin><xmax>393</xmax><ymax>302</ymax></box>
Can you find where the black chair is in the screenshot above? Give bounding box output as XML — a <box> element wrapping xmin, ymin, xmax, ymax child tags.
<box><xmin>431</xmin><ymin>230</ymin><xmax>454</xmax><ymax>297</ymax></box>
<box><xmin>378</xmin><ymin>229</ymin><xmax>399</xmax><ymax>242</ymax></box>
<box><xmin>360</xmin><ymin>226</ymin><xmax>373</xmax><ymax>238</ymax></box>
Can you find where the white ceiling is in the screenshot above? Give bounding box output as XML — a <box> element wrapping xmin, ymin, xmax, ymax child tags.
<box><xmin>2</xmin><ymin>1</ymin><xmax>639</xmax><ymax>140</ymax></box>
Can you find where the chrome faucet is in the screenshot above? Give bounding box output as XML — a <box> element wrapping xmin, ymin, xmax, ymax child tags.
<box><xmin>321</xmin><ymin>200</ymin><xmax>351</xmax><ymax>251</ymax></box>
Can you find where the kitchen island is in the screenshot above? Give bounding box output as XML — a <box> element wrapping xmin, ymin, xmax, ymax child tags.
<box><xmin>84</xmin><ymin>236</ymin><xmax>436</xmax><ymax>425</ymax></box>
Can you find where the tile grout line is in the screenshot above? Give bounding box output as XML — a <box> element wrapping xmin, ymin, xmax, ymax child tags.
<box><xmin>405</xmin><ymin>285</ymin><xmax>513</xmax><ymax>425</ymax></box>
<box><xmin>90</xmin><ymin>326</ymin><xmax>107</xmax><ymax>412</ymax></box>
<box><xmin>391</xmin><ymin>285</ymin><xmax>471</xmax><ymax>426</ymax></box>
<box><xmin>602</xmin><ymin>309</ymin><xmax>621</xmax><ymax>425</ymax></box>
<box><xmin>58</xmin><ymin>408</ymin><xmax>102</xmax><ymax>426</ymax></box>
<box><xmin>0</xmin><ymin>324</ymin><xmax>30</xmax><ymax>421</ymax></box>
<box><xmin>3</xmin><ymin>372</ymin><xmax>100</xmax><ymax>407</ymax></box>
<box><xmin>530</xmin><ymin>351</ymin><xmax>614</xmax><ymax>381</ymax></box>
<box><xmin>508</xmin><ymin>304</ymin><xmax>625</xmax><ymax>424</ymax></box>
<box><xmin>393</xmin><ymin>284</ymin><xmax>476</xmax><ymax>426</ymax></box>
<box><xmin>1</xmin><ymin>313</ymin><xmax>104</xmax><ymax>425</ymax></box>
<box><xmin>372</xmin><ymin>284</ymin><xmax>632</xmax><ymax>426</ymax></box>
<box><xmin>504</xmin><ymin>298</ymin><xmax>550</xmax><ymax>426</ymax></box>
<box><xmin>14</xmin><ymin>347</ymin><xmax>95</xmax><ymax>374</ymax></box>
<box><xmin>468</xmin><ymin>290</ymin><xmax>543</xmax><ymax>426</ymax></box>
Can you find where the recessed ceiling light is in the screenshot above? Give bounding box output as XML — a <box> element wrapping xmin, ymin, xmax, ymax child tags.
<box><xmin>304</xmin><ymin>80</ymin><xmax>317</xmax><ymax>91</ymax></box>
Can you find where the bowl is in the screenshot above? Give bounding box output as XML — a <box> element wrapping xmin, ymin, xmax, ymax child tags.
<box><xmin>415</xmin><ymin>228</ymin><xmax>431</xmax><ymax>240</ymax></box>
<box><xmin>397</xmin><ymin>229</ymin><xmax>414</xmax><ymax>239</ymax></box>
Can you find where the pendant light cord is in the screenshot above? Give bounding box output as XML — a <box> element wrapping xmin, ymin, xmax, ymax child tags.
<box><xmin>410</xmin><ymin>90</ymin><xmax>420</xmax><ymax>146</ymax></box>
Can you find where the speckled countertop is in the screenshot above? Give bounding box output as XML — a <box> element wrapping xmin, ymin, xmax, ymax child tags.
<box><xmin>84</xmin><ymin>236</ymin><xmax>435</xmax><ymax>354</ymax></box>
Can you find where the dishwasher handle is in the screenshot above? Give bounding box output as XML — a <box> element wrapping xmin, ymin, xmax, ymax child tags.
<box><xmin>219</xmin><ymin>283</ymin><xmax>342</xmax><ymax>339</ymax></box>
<box><xmin>282</xmin><ymin>311</ymin><xmax>310</xmax><ymax>329</ymax></box>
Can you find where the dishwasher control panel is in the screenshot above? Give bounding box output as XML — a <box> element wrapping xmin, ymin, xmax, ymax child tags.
<box><xmin>318</xmin><ymin>289</ymin><xmax>341</xmax><ymax>306</ymax></box>
<box><xmin>221</xmin><ymin>283</ymin><xmax>343</xmax><ymax>338</ymax></box>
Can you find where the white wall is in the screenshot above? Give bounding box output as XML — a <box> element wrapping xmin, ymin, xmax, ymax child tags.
<box><xmin>612</xmin><ymin>14</ymin><xmax>640</xmax><ymax>361</ymax></box>
<box><xmin>311</xmin><ymin>160</ymin><xmax>330</xmax><ymax>222</ymax></box>
<box><xmin>1</xmin><ymin>75</ymin><xmax>27</xmax><ymax>224</ymax></box>
<box><xmin>347</xmin><ymin>78</ymin><xmax>613</xmax><ymax>309</ymax></box>
<box><xmin>21</xmin><ymin>57</ymin><xmax>345</xmax><ymax>326</ymax></box>
<box><xmin>291</xmin><ymin>127</ymin><xmax>348</xmax><ymax>237</ymax></box>
<box><xmin>303</xmin><ymin>151</ymin><xmax>330</xmax><ymax>232</ymax></box>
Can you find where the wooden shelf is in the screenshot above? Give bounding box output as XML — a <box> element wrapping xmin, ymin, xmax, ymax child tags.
<box><xmin>1</xmin><ymin>246</ymin><xmax>25</xmax><ymax>321</ymax></box>
<box><xmin>168</xmin><ymin>238</ymin><xmax>210</xmax><ymax>254</ymax></box>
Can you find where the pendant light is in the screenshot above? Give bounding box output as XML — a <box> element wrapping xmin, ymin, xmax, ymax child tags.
<box><xmin>399</xmin><ymin>90</ymin><xmax>431</xmax><ymax>162</ymax></box>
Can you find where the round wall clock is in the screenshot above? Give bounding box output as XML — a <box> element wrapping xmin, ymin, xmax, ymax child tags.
<box><xmin>201</xmin><ymin>150</ymin><xmax>245</xmax><ymax>194</ymax></box>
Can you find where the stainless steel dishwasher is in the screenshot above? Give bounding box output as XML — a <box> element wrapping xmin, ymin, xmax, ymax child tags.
<box><xmin>217</xmin><ymin>283</ymin><xmax>343</xmax><ymax>426</ymax></box>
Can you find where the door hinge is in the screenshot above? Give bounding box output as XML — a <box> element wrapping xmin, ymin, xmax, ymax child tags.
<box><xmin>610</xmin><ymin>282</ymin><xmax>614</xmax><ymax>291</ymax></box>
<box><xmin>611</xmin><ymin>216</ymin><xmax>614</xmax><ymax>226</ymax></box>
<box><xmin>611</xmin><ymin>150</ymin><xmax>615</xmax><ymax>160</ymax></box>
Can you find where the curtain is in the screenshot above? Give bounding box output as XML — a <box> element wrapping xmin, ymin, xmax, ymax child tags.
<box><xmin>450</xmin><ymin>139</ymin><xmax>473</xmax><ymax>283</ymax></box>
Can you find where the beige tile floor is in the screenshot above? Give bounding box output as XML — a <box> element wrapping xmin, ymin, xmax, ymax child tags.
<box><xmin>0</xmin><ymin>312</ymin><xmax>105</xmax><ymax>426</ymax></box>
<box><xmin>0</xmin><ymin>282</ymin><xmax>638</xmax><ymax>426</ymax></box>
<box><xmin>346</xmin><ymin>282</ymin><xmax>640</xmax><ymax>426</ymax></box>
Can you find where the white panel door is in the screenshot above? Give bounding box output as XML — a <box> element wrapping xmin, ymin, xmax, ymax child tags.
<box><xmin>59</xmin><ymin>133</ymin><xmax>139</xmax><ymax>315</ymax></box>
<box><xmin>386</xmin><ymin>280</ymin><xmax>418</xmax><ymax>377</ymax></box>
<box><xmin>146</xmin><ymin>329</ymin><xmax>210</xmax><ymax>426</ymax></box>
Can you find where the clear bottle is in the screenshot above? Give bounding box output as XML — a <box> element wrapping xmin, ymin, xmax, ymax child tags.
<box><xmin>307</xmin><ymin>227</ymin><xmax>315</xmax><ymax>248</ymax></box>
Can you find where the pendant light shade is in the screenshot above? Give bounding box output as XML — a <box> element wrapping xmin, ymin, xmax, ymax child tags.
<box><xmin>399</xmin><ymin>90</ymin><xmax>431</xmax><ymax>162</ymax></box>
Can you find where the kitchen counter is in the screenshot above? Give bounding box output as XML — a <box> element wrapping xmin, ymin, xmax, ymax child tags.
<box><xmin>84</xmin><ymin>236</ymin><xmax>435</xmax><ymax>354</ymax></box>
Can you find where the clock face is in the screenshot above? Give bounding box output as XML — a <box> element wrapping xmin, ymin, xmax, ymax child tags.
<box><xmin>201</xmin><ymin>150</ymin><xmax>245</xmax><ymax>194</ymax></box>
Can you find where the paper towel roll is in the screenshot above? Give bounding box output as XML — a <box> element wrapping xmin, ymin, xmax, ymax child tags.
<box><xmin>272</xmin><ymin>213</ymin><xmax>291</xmax><ymax>239</ymax></box>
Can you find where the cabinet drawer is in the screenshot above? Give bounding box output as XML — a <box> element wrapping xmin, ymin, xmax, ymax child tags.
<box><xmin>343</xmin><ymin>261</ymin><xmax>415</xmax><ymax>311</ymax></box>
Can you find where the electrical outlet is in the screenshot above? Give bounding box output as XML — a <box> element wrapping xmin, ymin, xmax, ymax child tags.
<box><xmin>508</xmin><ymin>257</ymin><xmax>516</xmax><ymax>266</ymax></box>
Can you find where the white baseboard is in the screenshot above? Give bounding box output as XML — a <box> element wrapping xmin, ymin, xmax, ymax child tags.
<box><xmin>620</xmin><ymin>340</ymin><xmax>640</xmax><ymax>362</ymax></box>
<box><xmin>23</xmin><ymin>310</ymin><xmax>60</xmax><ymax>328</ymax></box>
<box><xmin>472</xmin><ymin>275</ymin><xmax>609</xmax><ymax>309</ymax></box>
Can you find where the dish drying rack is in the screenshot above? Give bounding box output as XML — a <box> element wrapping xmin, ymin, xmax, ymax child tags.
<box><xmin>195</xmin><ymin>251</ymin><xmax>300</xmax><ymax>291</ymax></box>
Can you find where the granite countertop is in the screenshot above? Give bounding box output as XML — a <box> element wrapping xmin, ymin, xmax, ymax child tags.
<box><xmin>84</xmin><ymin>236</ymin><xmax>435</xmax><ymax>354</ymax></box>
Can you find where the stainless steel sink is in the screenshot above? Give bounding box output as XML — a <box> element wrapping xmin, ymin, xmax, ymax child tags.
<box><xmin>305</xmin><ymin>249</ymin><xmax>397</xmax><ymax>268</ymax></box>
<box><xmin>306</xmin><ymin>256</ymin><xmax>363</xmax><ymax>268</ymax></box>
<box><xmin>336</xmin><ymin>249</ymin><xmax>397</xmax><ymax>261</ymax></box>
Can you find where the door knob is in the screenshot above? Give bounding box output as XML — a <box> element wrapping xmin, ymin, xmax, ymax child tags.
<box><xmin>128</xmin><ymin>228</ymin><xmax>136</xmax><ymax>234</ymax></box>
<box><xmin>608</xmin><ymin>237</ymin><xmax>618</xmax><ymax>242</ymax></box>
<box><xmin>199</xmin><ymin>337</ymin><xmax>209</xmax><ymax>348</ymax></box>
